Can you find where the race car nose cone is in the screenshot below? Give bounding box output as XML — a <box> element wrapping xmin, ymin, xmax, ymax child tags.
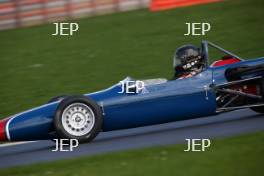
<box><xmin>0</xmin><ymin>118</ymin><xmax>10</xmax><ymax>141</ymax></box>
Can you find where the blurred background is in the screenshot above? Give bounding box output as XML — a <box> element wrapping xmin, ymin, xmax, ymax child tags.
<box><xmin>0</xmin><ymin>0</ymin><xmax>150</xmax><ymax>30</ymax></box>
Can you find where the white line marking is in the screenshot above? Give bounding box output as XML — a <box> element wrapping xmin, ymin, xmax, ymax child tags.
<box><xmin>5</xmin><ymin>117</ymin><xmax>13</xmax><ymax>141</ymax></box>
<box><xmin>0</xmin><ymin>141</ymin><xmax>36</xmax><ymax>148</ymax></box>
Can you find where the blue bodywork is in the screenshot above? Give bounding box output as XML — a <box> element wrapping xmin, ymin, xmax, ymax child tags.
<box><xmin>89</xmin><ymin>69</ymin><xmax>216</xmax><ymax>131</ymax></box>
<box><xmin>8</xmin><ymin>68</ymin><xmax>216</xmax><ymax>141</ymax></box>
<box><xmin>3</xmin><ymin>41</ymin><xmax>264</xmax><ymax>141</ymax></box>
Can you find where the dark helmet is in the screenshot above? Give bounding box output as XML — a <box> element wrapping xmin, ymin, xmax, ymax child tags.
<box><xmin>173</xmin><ymin>45</ymin><xmax>202</xmax><ymax>72</ymax></box>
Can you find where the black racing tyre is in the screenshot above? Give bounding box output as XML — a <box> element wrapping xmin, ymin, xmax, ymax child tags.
<box><xmin>48</xmin><ymin>95</ymin><xmax>68</xmax><ymax>103</ymax></box>
<box><xmin>251</xmin><ymin>106</ymin><xmax>264</xmax><ymax>113</ymax></box>
<box><xmin>54</xmin><ymin>95</ymin><xmax>103</xmax><ymax>143</ymax></box>
<box><xmin>251</xmin><ymin>77</ymin><xmax>264</xmax><ymax>113</ymax></box>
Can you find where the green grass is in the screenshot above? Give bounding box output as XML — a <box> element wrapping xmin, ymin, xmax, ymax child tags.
<box><xmin>0</xmin><ymin>0</ymin><xmax>264</xmax><ymax>118</ymax></box>
<box><xmin>0</xmin><ymin>131</ymin><xmax>263</xmax><ymax>176</ymax></box>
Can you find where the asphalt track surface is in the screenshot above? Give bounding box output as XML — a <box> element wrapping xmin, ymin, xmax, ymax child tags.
<box><xmin>0</xmin><ymin>109</ymin><xmax>264</xmax><ymax>169</ymax></box>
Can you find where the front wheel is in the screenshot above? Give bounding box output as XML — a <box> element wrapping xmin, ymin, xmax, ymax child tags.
<box><xmin>48</xmin><ymin>95</ymin><xmax>68</xmax><ymax>103</ymax></box>
<box><xmin>54</xmin><ymin>95</ymin><xmax>103</xmax><ymax>143</ymax></box>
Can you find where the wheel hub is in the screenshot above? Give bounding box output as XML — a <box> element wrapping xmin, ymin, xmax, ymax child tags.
<box><xmin>61</xmin><ymin>103</ymin><xmax>95</xmax><ymax>136</ymax></box>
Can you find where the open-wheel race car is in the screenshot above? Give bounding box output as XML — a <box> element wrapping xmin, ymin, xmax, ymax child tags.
<box><xmin>0</xmin><ymin>41</ymin><xmax>263</xmax><ymax>143</ymax></box>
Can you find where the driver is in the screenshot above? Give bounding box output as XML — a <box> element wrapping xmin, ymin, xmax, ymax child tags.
<box><xmin>173</xmin><ymin>45</ymin><xmax>205</xmax><ymax>79</ymax></box>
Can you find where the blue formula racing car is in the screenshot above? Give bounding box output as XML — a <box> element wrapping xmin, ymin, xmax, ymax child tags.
<box><xmin>0</xmin><ymin>41</ymin><xmax>264</xmax><ymax>143</ymax></box>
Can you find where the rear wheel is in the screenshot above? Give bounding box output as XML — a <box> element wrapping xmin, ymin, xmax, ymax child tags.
<box><xmin>54</xmin><ymin>95</ymin><xmax>103</xmax><ymax>143</ymax></box>
<box><xmin>250</xmin><ymin>77</ymin><xmax>264</xmax><ymax>113</ymax></box>
<box><xmin>251</xmin><ymin>106</ymin><xmax>264</xmax><ymax>113</ymax></box>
